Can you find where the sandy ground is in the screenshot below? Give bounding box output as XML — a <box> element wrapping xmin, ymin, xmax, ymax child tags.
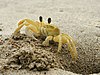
<box><xmin>0</xmin><ymin>0</ymin><xmax>100</xmax><ymax>75</ymax></box>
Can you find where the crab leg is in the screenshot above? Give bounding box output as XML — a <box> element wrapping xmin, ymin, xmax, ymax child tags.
<box><xmin>14</xmin><ymin>19</ymin><xmax>40</xmax><ymax>35</ymax></box>
<box><xmin>13</xmin><ymin>24</ymin><xmax>24</xmax><ymax>35</ymax></box>
<box><xmin>26</xmin><ymin>24</ymin><xmax>40</xmax><ymax>34</ymax></box>
<box><xmin>58</xmin><ymin>34</ymin><xmax>62</xmax><ymax>52</ymax></box>
<box><xmin>18</xmin><ymin>19</ymin><xmax>40</xmax><ymax>34</ymax></box>
<box><xmin>13</xmin><ymin>19</ymin><xmax>30</xmax><ymax>35</ymax></box>
<box><xmin>18</xmin><ymin>19</ymin><xmax>35</xmax><ymax>26</ymax></box>
<box><xmin>53</xmin><ymin>34</ymin><xmax>63</xmax><ymax>52</ymax></box>
<box><xmin>42</xmin><ymin>36</ymin><xmax>53</xmax><ymax>46</ymax></box>
<box><xmin>64</xmin><ymin>34</ymin><xmax>78</xmax><ymax>60</ymax></box>
<box><xmin>53</xmin><ymin>33</ymin><xmax>77</xmax><ymax>60</ymax></box>
<box><xmin>25</xmin><ymin>27</ymin><xmax>38</xmax><ymax>40</ymax></box>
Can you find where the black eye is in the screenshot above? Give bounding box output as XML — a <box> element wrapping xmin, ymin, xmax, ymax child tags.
<box><xmin>48</xmin><ymin>18</ymin><xmax>51</xmax><ymax>24</ymax></box>
<box><xmin>39</xmin><ymin>16</ymin><xmax>42</xmax><ymax>22</ymax></box>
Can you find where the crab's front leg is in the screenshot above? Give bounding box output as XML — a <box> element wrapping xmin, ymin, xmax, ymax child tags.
<box><xmin>53</xmin><ymin>34</ymin><xmax>63</xmax><ymax>52</ymax></box>
<box><xmin>58</xmin><ymin>34</ymin><xmax>63</xmax><ymax>52</ymax></box>
<box><xmin>54</xmin><ymin>34</ymin><xmax>63</xmax><ymax>52</ymax></box>
<box><xmin>42</xmin><ymin>36</ymin><xmax>53</xmax><ymax>46</ymax></box>
<box><xmin>25</xmin><ymin>27</ymin><xmax>38</xmax><ymax>40</ymax></box>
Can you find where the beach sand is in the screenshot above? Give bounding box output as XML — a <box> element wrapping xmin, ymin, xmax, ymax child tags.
<box><xmin>0</xmin><ymin>0</ymin><xmax>100</xmax><ymax>75</ymax></box>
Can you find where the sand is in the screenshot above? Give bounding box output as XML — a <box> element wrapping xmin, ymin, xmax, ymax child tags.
<box><xmin>0</xmin><ymin>0</ymin><xmax>100</xmax><ymax>75</ymax></box>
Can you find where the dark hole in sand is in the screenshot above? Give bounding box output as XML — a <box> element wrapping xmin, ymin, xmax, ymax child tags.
<box><xmin>0</xmin><ymin>34</ymin><xmax>100</xmax><ymax>74</ymax></box>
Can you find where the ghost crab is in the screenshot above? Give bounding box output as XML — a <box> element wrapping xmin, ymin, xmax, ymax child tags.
<box><xmin>13</xmin><ymin>16</ymin><xmax>78</xmax><ymax>60</ymax></box>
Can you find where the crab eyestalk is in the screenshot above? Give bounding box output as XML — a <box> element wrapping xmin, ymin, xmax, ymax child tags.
<box><xmin>48</xmin><ymin>18</ymin><xmax>51</xmax><ymax>24</ymax></box>
<box><xmin>39</xmin><ymin>16</ymin><xmax>43</xmax><ymax>22</ymax></box>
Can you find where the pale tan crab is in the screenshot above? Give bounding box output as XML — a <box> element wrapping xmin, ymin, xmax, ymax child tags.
<box><xmin>13</xmin><ymin>16</ymin><xmax>78</xmax><ymax>60</ymax></box>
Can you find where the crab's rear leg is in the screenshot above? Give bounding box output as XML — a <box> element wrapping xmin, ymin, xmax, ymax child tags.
<box><xmin>13</xmin><ymin>19</ymin><xmax>40</xmax><ymax>36</ymax></box>
<box><xmin>13</xmin><ymin>24</ymin><xmax>24</xmax><ymax>35</ymax></box>
<box><xmin>18</xmin><ymin>19</ymin><xmax>36</xmax><ymax>27</ymax></box>
<box><xmin>13</xmin><ymin>19</ymin><xmax>29</xmax><ymax>35</ymax></box>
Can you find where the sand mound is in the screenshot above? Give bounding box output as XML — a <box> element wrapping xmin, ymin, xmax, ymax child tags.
<box><xmin>0</xmin><ymin>33</ymin><xmax>100</xmax><ymax>75</ymax></box>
